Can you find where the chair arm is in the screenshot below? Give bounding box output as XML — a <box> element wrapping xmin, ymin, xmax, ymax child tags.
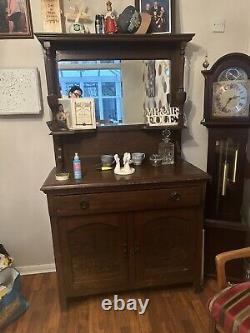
<box><xmin>215</xmin><ymin>247</ymin><xmax>250</xmax><ymax>290</ymax></box>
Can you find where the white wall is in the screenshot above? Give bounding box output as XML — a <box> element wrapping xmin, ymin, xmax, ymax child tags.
<box><xmin>0</xmin><ymin>2</ymin><xmax>55</xmax><ymax>269</ymax></box>
<box><xmin>0</xmin><ymin>0</ymin><xmax>249</xmax><ymax>269</ymax></box>
<box><xmin>179</xmin><ymin>0</ymin><xmax>250</xmax><ymax>170</ymax></box>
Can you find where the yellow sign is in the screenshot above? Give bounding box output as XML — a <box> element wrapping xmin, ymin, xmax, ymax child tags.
<box><xmin>41</xmin><ymin>0</ymin><xmax>62</xmax><ymax>32</ymax></box>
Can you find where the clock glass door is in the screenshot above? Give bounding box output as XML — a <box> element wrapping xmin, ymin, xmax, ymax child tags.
<box><xmin>206</xmin><ymin>129</ymin><xmax>249</xmax><ymax>222</ymax></box>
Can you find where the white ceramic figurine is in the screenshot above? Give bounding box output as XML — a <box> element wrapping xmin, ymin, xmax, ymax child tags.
<box><xmin>114</xmin><ymin>153</ymin><xmax>135</xmax><ymax>175</ymax></box>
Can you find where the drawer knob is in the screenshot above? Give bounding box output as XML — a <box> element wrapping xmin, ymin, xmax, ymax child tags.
<box><xmin>122</xmin><ymin>242</ymin><xmax>128</xmax><ymax>256</ymax></box>
<box><xmin>80</xmin><ymin>200</ymin><xmax>90</xmax><ymax>209</ymax></box>
<box><xmin>170</xmin><ymin>192</ymin><xmax>181</xmax><ymax>201</ymax></box>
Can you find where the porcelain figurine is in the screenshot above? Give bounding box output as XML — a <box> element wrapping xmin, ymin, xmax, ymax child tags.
<box><xmin>104</xmin><ymin>1</ymin><xmax>117</xmax><ymax>34</ymax></box>
<box><xmin>114</xmin><ymin>154</ymin><xmax>121</xmax><ymax>174</ymax></box>
<box><xmin>114</xmin><ymin>153</ymin><xmax>135</xmax><ymax>175</ymax></box>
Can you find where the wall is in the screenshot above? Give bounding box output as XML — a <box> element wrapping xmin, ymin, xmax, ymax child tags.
<box><xmin>122</xmin><ymin>60</ymin><xmax>145</xmax><ymax>124</ymax></box>
<box><xmin>0</xmin><ymin>2</ymin><xmax>55</xmax><ymax>271</ymax></box>
<box><xmin>0</xmin><ymin>0</ymin><xmax>249</xmax><ymax>270</ymax></box>
<box><xmin>178</xmin><ymin>0</ymin><xmax>250</xmax><ymax>169</ymax></box>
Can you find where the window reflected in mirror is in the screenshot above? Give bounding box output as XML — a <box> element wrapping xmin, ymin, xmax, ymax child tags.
<box><xmin>57</xmin><ymin>59</ymin><xmax>171</xmax><ymax>127</ymax></box>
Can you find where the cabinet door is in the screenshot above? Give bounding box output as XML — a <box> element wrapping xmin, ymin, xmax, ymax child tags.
<box><xmin>134</xmin><ymin>209</ymin><xmax>201</xmax><ymax>288</ymax></box>
<box><xmin>57</xmin><ymin>213</ymin><xmax>129</xmax><ymax>297</ymax></box>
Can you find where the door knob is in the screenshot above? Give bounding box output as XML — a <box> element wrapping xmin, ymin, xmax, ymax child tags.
<box><xmin>122</xmin><ymin>242</ymin><xmax>128</xmax><ymax>256</ymax></box>
<box><xmin>80</xmin><ymin>200</ymin><xmax>89</xmax><ymax>209</ymax></box>
<box><xmin>169</xmin><ymin>192</ymin><xmax>181</xmax><ymax>201</ymax></box>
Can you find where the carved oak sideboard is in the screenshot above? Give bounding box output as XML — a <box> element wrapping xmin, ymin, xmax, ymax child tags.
<box><xmin>37</xmin><ymin>33</ymin><xmax>209</xmax><ymax>308</ymax></box>
<box><xmin>41</xmin><ymin>159</ymin><xmax>209</xmax><ymax>308</ymax></box>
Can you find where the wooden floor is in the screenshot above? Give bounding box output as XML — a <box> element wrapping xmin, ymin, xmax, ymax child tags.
<box><xmin>2</xmin><ymin>273</ymin><xmax>217</xmax><ymax>333</ymax></box>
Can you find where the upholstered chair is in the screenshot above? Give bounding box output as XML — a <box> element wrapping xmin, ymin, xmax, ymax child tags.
<box><xmin>208</xmin><ymin>247</ymin><xmax>250</xmax><ymax>333</ymax></box>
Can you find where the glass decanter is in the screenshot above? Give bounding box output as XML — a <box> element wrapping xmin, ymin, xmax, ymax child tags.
<box><xmin>158</xmin><ymin>129</ymin><xmax>174</xmax><ymax>165</ymax></box>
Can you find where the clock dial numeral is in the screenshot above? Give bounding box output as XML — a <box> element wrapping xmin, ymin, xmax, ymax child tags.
<box><xmin>212</xmin><ymin>81</ymin><xmax>249</xmax><ymax>118</ymax></box>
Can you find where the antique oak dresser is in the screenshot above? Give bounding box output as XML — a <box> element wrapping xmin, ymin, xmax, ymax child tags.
<box><xmin>37</xmin><ymin>33</ymin><xmax>210</xmax><ymax>308</ymax></box>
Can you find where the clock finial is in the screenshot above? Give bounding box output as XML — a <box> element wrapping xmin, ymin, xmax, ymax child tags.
<box><xmin>202</xmin><ymin>52</ymin><xmax>209</xmax><ymax>70</ymax></box>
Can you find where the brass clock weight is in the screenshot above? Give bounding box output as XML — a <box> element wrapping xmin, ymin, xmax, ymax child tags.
<box><xmin>201</xmin><ymin>52</ymin><xmax>250</xmax><ymax>278</ymax></box>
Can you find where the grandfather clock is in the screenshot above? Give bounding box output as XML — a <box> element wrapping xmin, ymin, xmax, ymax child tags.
<box><xmin>201</xmin><ymin>53</ymin><xmax>250</xmax><ymax>278</ymax></box>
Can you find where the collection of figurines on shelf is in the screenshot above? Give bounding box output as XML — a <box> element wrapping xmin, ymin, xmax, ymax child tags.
<box><xmin>55</xmin><ymin>131</ymin><xmax>175</xmax><ymax>181</ymax></box>
<box><xmin>64</xmin><ymin>0</ymin><xmax>151</xmax><ymax>34</ymax></box>
<box><xmin>97</xmin><ymin>129</ymin><xmax>174</xmax><ymax>176</ymax></box>
<box><xmin>57</xmin><ymin>140</ymin><xmax>175</xmax><ymax>180</ymax></box>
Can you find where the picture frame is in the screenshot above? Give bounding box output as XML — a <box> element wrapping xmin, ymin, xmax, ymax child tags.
<box><xmin>135</xmin><ymin>0</ymin><xmax>174</xmax><ymax>33</ymax></box>
<box><xmin>0</xmin><ymin>0</ymin><xmax>33</xmax><ymax>39</ymax></box>
<box><xmin>58</xmin><ymin>97</ymin><xmax>96</xmax><ymax>130</ymax></box>
<box><xmin>0</xmin><ymin>68</ymin><xmax>42</xmax><ymax>115</ymax></box>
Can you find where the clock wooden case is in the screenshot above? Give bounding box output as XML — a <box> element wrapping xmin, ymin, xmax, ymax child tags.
<box><xmin>201</xmin><ymin>53</ymin><xmax>250</xmax><ymax>279</ymax></box>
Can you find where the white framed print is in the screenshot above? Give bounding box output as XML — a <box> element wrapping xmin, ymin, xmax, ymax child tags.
<box><xmin>0</xmin><ymin>68</ymin><xmax>42</xmax><ymax>115</ymax></box>
<box><xmin>59</xmin><ymin>97</ymin><xmax>96</xmax><ymax>130</ymax></box>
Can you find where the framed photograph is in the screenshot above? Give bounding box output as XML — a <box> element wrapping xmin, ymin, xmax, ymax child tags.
<box><xmin>135</xmin><ymin>0</ymin><xmax>174</xmax><ymax>33</ymax></box>
<box><xmin>0</xmin><ymin>0</ymin><xmax>33</xmax><ymax>39</ymax></box>
<box><xmin>0</xmin><ymin>68</ymin><xmax>42</xmax><ymax>115</ymax></box>
<box><xmin>59</xmin><ymin>97</ymin><xmax>96</xmax><ymax>130</ymax></box>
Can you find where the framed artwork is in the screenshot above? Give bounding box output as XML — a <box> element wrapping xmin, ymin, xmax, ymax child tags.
<box><xmin>0</xmin><ymin>0</ymin><xmax>33</xmax><ymax>38</ymax></box>
<box><xmin>59</xmin><ymin>97</ymin><xmax>96</xmax><ymax>130</ymax></box>
<box><xmin>135</xmin><ymin>0</ymin><xmax>174</xmax><ymax>33</ymax></box>
<box><xmin>0</xmin><ymin>68</ymin><xmax>42</xmax><ymax>115</ymax></box>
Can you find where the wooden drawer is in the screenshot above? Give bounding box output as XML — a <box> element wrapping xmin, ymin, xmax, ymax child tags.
<box><xmin>49</xmin><ymin>186</ymin><xmax>202</xmax><ymax>216</ymax></box>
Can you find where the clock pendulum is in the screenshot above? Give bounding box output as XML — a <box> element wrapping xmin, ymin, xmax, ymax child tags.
<box><xmin>201</xmin><ymin>52</ymin><xmax>250</xmax><ymax>278</ymax></box>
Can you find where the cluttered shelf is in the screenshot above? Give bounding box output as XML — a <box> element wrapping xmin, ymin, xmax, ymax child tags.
<box><xmin>35</xmin><ymin>32</ymin><xmax>195</xmax><ymax>44</ymax></box>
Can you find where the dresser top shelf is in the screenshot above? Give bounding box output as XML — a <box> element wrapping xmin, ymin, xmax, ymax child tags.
<box><xmin>35</xmin><ymin>33</ymin><xmax>195</xmax><ymax>45</ymax></box>
<box><xmin>41</xmin><ymin>159</ymin><xmax>209</xmax><ymax>194</ymax></box>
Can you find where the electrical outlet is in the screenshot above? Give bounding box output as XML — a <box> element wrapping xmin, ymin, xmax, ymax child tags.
<box><xmin>212</xmin><ymin>19</ymin><xmax>225</xmax><ymax>33</ymax></box>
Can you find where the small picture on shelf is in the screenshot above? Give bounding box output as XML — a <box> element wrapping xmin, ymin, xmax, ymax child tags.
<box><xmin>58</xmin><ymin>97</ymin><xmax>96</xmax><ymax>130</ymax></box>
<box><xmin>135</xmin><ymin>0</ymin><xmax>173</xmax><ymax>33</ymax></box>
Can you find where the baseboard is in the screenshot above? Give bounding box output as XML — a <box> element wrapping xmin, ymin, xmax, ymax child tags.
<box><xmin>16</xmin><ymin>263</ymin><xmax>56</xmax><ymax>275</ymax></box>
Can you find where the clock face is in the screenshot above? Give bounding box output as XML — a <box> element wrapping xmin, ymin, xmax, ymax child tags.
<box><xmin>212</xmin><ymin>81</ymin><xmax>249</xmax><ymax>118</ymax></box>
<box><xmin>218</xmin><ymin>67</ymin><xmax>248</xmax><ymax>81</ymax></box>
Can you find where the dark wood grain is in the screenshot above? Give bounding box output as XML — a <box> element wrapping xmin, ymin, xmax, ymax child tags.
<box><xmin>204</xmin><ymin>219</ymin><xmax>248</xmax><ymax>279</ymax></box>
<box><xmin>37</xmin><ymin>33</ymin><xmax>210</xmax><ymax>310</ymax></box>
<box><xmin>41</xmin><ymin>160</ymin><xmax>209</xmax><ymax>308</ymax></box>
<box><xmin>35</xmin><ymin>33</ymin><xmax>195</xmax><ymax>172</ymax></box>
<box><xmin>41</xmin><ymin>159</ymin><xmax>209</xmax><ymax>194</ymax></box>
<box><xmin>206</xmin><ymin>128</ymin><xmax>248</xmax><ymax>222</ymax></box>
<box><xmin>2</xmin><ymin>273</ymin><xmax>218</xmax><ymax>333</ymax></box>
<box><xmin>56</xmin><ymin>126</ymin><xmax>181</xmax><ymax>174</ymax></box>
<box><xmin>49</xmin><ymin>185</ymin><xmax>202</xmax><ymax>216</ymax></box>
<box><xmin>201</xmin><ymin>53</ymin><xmax>250</xmax><ymax>280</ymax></box>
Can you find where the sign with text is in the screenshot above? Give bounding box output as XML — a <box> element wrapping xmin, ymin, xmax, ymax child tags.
<box><xmin>145</xmin><ymin>106</ymin><xmax>179</xmax><ymax>126</ymax></box>
<box><xmin>41</xmin><ymin>0</ymin><xmax>62</xmax><ymax>32</ymax></box>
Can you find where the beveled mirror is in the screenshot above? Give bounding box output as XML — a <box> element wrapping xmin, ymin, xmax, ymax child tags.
<box><xmin>57</xmin><ymin>59</ymin><xmax>171</xmax><ymax>126</ymax></box>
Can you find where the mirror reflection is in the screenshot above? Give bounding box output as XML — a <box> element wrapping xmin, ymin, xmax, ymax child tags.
<box><xmin>58</xmin><ymin>59</ymin><xmax>171</xmax><ymax>126</ymax></box>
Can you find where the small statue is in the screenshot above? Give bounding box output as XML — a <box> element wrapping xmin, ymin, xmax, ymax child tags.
<box><xmin>114</xmin><ymin>153</ymin><xmax>135</xmax><ymax>175</ymax></box>
<box><xmin>114</xmin><ymin>154</ymin><xmax>121</xmax><ymax>174</ymax></box>
<box><xmin>104</xmin><ymin>1</ymin><xmax>117</xmax><ymax>34</ymax></box>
